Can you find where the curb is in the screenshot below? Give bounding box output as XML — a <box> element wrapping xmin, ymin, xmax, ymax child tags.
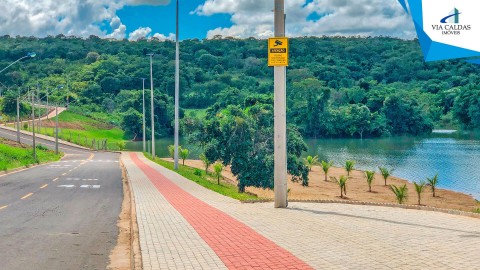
<box><xmin>241</xmin><ymin>198</ymin><xmax>480</xmax><ymax>219</ymax></box>
<box><xmin>0</xmin><ymin>158</ymin><xmax>63</xmax><ymax>178</ymax></box>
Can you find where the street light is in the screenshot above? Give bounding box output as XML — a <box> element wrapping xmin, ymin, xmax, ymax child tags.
<box><xmin>146</xmin><ymin>53</ymin><xmax>156</xmax><ymax>158</ymax></box>
<box><xmin>141</xmin><ymin>78</ymin><xmax>146</xmax><ymax>153</ymax></box>
<box><xmin>174</xmin><ymin>0</ymin><xmax>180</xmax><ymax>170</ymax></box>
<box><xmin>0</xmin><ymin>52</ymin><xmax>36</xmax><ymax>74</ymax></box>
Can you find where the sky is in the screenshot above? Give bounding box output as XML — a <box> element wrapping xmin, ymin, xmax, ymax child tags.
<box><xmin>0</xmin><ymin>0</ymin><xmax>416</xmax><ymax>41</ymax></box>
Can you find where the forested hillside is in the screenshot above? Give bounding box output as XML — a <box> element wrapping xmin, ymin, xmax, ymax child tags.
<box><xmin>1</xmin><ymin>35</ymin><xmax>479</xmax><ymax>140</ymax></box>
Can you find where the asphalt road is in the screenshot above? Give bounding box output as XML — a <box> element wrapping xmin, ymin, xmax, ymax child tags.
<box><xmin>0</xmin><ymin>127</ymin><xmax>123</xmax><ymax>269</ymax></box>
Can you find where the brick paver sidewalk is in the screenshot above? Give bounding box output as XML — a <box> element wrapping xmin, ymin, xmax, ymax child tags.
<box><xmin>122</xmin><ymin>152</ymin><xmax>480</xmax><ymax>270</ymax></box>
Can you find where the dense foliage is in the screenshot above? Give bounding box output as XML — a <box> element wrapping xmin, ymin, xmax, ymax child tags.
<box><xmin>1</xmin><ymin>35</ymin><xmax>480</xmax><ymax>140</ymax></box>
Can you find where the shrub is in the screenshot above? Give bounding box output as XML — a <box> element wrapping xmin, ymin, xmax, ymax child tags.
<box><xmin>427</xmin><ymin>174</ymin><xmax>439</xmax><ymax>197</ymax></box>
<box><xmin>213</xmin><ymin>163</ymin><xmax>224</xmax><ymax>185</ymax></box>
<box><xmin>36</xmin><ymin>144</ymin><xmax>49</xmax><ymax>151</ymax></box>
<box><xmin>321</xmin><ymin>160</ymin><xmax>333</xmax><ymax>181</ymax></box>
<box><xmin>193</xmin><ymin>169</ymin><xmax>203</xmax><ymax>176</ymax></box>
<box><xmin>379</xmin><ymin>167</ymin><xmax>393</xmax><ymax>186</ymax></box>
<box><xmin>390</xmin><ymin>184</ymin><xmax>408</xmax><ymax>204</ymax></box>
<box><xmin>116</xmin><ymin>141</ymin><xmax>126</xmax><ymax>151</ymax></box>
<box><xmin>180</xmin><ymin>148</ymin><xmax>189</xmax><ymax>165</ymax></box>
<box><xmin>334</xmin><ymin>175</ymin><xmax>348</xmax><ymax>198</ymax></box>
<box><xmin>365</xmin><ymin>171</ymin><xmax>375</xmax><ymax>192</ymax></box>
<box><xmin>199</xmin><ymin>153</ymin><xmax>211</xmax><ymax>174</ymax></box>
<box><xmin>303</xmin><ymin>155</ymin><xmax>318</xmax><ymax>171</ymax></box>
<box><xmin>413</xmin><ymin>181</ymin><xmax>426</xmax><ymax>205</ymax></box>
<box><xmin>345</xmin><ymin>160</ymin><xmax>355</xmax><ymax>177</ymax></box>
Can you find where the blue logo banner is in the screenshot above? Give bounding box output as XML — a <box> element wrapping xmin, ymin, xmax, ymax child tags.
<box><xmin>398</xmin><ymin>0</ymin><xmax>480</xmax><ymax>62</ymax></box>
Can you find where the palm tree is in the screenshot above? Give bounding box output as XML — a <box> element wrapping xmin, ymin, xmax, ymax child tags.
<box><xmin>168</xmin><ymin>145</ymin><xmax>178</xmax><ymax>159</ymax></box>
<box><xmin>365</xmin><ymin>171</ymin><xmax>375</xmax><ymax>192</ymax></box>
<box><xmin>345</xmin><ymin>160</ymin><xmax>355</xmax><ymax>177</ymax></box>
<box><xmin>199</xmin><ymin>153</ymin><xmax>211</xmax><ymax>174</ymax></box>
<box><xmin>335</xmin><ymin>176</ymin><xmax>348</xmax><ymax>198</ymax></box>
<box><xmin>379</xmin><ymin>167</ymin><xmax>392</xmax><ymax>186</ymax></box>
<box><xmin>321</xmin><ymin>160</ymin><xmax>333</xmax><ymax>181</ymax></box>
<box><xmin>213</xmin><ymin>163</ymin><xmax>224</xmax><ymax>185</ymax></box>
<box><xmin>180</xmin><ymin>148</ymin><xmax>189</xmax><ymax>165</ymax></box>
<box><xmin>413</xmin><ymin>181</ymin><xmax>426</xmax><ymax>205</ymax></box>
<box><xmin>427</xmin><ymin>174</ymin><xmax>439</xmax><ymax>197</ymax></box>
<box><xmin>390</xmin><ymin>184</ymin><xmax>408</xmax><ymax>204</ymax></box>
<box><xmin>303</xmin><ymin>155</ymin><xmax>319</xmax><ymax>171</ymax></box>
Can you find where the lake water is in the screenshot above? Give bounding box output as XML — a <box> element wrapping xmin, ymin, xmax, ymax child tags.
<box><xmin>126</xmin><ymin>130</ymin><xmax>480</xmax><ymax>199</ymax></box>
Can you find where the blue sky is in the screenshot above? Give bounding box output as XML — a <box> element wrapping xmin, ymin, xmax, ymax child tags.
<box><xmin>118</xmin><ymin>1</ymin><xmax>232</xmax><ymax>40</ymax></box>
<box><xmin>0</xmin><ymin>0</ymin><xmax>415</xmax><ymax>40</ymax></box>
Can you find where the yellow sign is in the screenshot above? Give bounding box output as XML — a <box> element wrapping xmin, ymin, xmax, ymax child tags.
<box><xmin>268</xmin><ymin>37</ymin><xmax>289</xmax><ymax>67</ymax></box>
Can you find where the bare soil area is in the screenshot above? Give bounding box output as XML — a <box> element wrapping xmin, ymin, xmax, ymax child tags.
<box><xmin>171</xmin><ymin>159</ymin><xmax>479</xmax><ymax>213</ymax></box>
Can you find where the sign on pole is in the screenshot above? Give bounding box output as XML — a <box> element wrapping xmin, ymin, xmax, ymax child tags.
<box><xmin>398</xmin><ymin>0</ymin><xmax>480</xmax><ymax>63</ymax></box>
<box><xmin>268</xmin><ymin>37</ymin><xmax>289</xmax><ymax>67</ymax></box>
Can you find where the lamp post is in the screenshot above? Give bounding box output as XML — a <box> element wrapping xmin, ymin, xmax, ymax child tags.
<box><xmin>141</xmin><ymin>78</ymin><xmax>146</xmax><ymax>153</ymax></box>
<box><xmin>147</xmin><ymin>53</ymin><xmax>155</xmax><ymax>158</ymax></box>
<box><xmin>174</xmin><ymin>0</ymin><xmax>180</xmax><ymax>170</ymax></box>
<box><xmin>0</xmin><ymin>52</ymin><xmax>36</xmax><ymax>74</ymax></box>
<box><xmin>16</xmin><ymin>93</ymin><xmax>20</xmax><ymax>143</ymax></box>
<box><xmin>31</xmin><ymin>91</ymin><xmax>36</xmax><ymax>160</ymax></box>
<box><xmin>55</xmin><ymin>85</ymin><xmax>64</xmax><ymax>155</ymax></box>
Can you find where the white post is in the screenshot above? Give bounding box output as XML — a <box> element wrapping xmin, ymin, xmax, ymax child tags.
<box><xmin>274</xmin><ymin>0</ymin><xmax>287</xmax><ymax>208</ymax></box>
<box><xmin>55</xmin><ymin>104</ymin><xmax>59</xmax><ymax>155</ymax></box>
<box><xmin>31</xmin><ymin>91</ymin><xmax>36</xmax><ymax>160</ymax></box>
<box><xmin>142</xmin><ymin>78</ymin><xmax>146</xmax><ymax>153</ymax></box>
<box><xmin>174</xmin><ymin>0</ymin><xmax>180</xmax><ymax>170</ymax></box>
<box><xmin>16</xmin><ymin>96</ymin><xmax>20</xmax><ymax>143</ymax></box>
<box><xmin>149</xmin><ymin>54</ymin><xmax>155</xmax><ymax>158</ymax></box>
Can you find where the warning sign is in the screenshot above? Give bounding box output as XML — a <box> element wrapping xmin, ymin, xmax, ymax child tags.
<box><xmin>268</xmin><ymin>37</ymin><xmax>289</xmax><ymax>67</ymax></box>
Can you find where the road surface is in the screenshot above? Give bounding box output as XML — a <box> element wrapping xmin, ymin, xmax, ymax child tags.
<box><xmin>0</xmin><ymin>127</ymin><xmax>122</xmax><ymax>269</ymax></box>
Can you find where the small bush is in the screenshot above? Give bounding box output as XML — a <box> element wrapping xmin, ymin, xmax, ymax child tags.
<box><xmin>36</xmin><ymin>144</ymin><xmax>49</xmax><ymax>151</ymax></box>
<box><xmin>390</xmin><ymin>184</ymin><xmax>408</xmax><ymax>204</ymax></box>
<box><xmin>193</xmin><ymin>169</ymin><xmax>203</xmax><ymax>176</ymax></box>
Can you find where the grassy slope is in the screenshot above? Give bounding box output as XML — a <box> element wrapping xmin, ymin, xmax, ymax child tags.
<box><xmin>0</xmin><ymin>139</ymin><xmax>62</xmax><ymax>171</ymax></box>
<box><xmin>145</xmin><ymin>154</ymin><xmax>259</xmax><ymax>201</ymax></box>
<box><xmin>26</xmin><ymin>111</ymin><xmax>125</xmax><ymax>150</ymax></box>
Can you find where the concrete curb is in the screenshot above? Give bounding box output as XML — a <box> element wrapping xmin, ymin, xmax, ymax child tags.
<box><xmin>0</xmin><ymin>158</ymin><xmax>63</xmax><ymax>178</ymax></box>
<box><xmin>120</xmin><ymin>154</ymin><xmax>143</xmax><ymax>270</ymax></box>
<box><xmin>241</xmin><ymin>198</ymin><xmax>480</xmax><ymax>219</ymax></box>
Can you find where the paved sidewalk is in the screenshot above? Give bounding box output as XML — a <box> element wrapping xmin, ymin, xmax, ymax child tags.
<box><xmin>122</xmin><ymin>152</ymin><xmax>480</xmax><ymax>270</ymax></box>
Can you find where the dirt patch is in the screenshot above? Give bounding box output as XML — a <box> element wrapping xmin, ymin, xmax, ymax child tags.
<box><xmin>108</xmin><ymin>159</ymin><xmax>142</xmax><ymax>270</ymax></box>
<box><xmin>169</xmin><ymin>158</ymin><xmax>479</xmax><ymax>213</ymax></box>
<box><xmin>0</xmin><ymin>138</ymin><xmax>27</xmax><ymax>148</ymax></box>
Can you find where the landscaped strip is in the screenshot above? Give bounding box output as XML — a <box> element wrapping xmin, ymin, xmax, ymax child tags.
<box><xmin>145</xmin><ymin>153</ymin><xmax>259</xmax><ymax>201</ymax></box>
<box><xmin>0</xmin><ymin>138</ymin><xmax>62</xmax><ymax>171</ymax></box>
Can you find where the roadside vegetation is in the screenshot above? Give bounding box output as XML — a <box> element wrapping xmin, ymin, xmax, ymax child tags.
<box><xmin>0</xmin><ymin>138</ymin><xmax>62</xmax><ymax>171</ymax></box>
<box><xmin>145</xmin><ymin>152</ymin><xmax>259</xmax><ymax>201</ymax></box>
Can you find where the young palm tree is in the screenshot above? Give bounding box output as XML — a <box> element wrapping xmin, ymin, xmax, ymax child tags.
<box><xmin>303</xmin><ymin>155</ymin><xmax>319</xmax><ymax>171</ymax></box>
<box><xmin>321</xmin><ymin>160</ymin><xmax>333</xmax><ymax>181</ymax></box>
<box><xmin>199</xmin><ymin>153</ymin><xmax>211</xmax><ymax>174</ymax></box>
<box><xmin>390</xmin><ymin>184</ymin><xmax>408</xmax><ymax>204</ymax></box>
<box><xmin>365</xmin><ymin>171</ymin><xmax>375</xmax><ymax>192</ymax></box>
<box><xmin>168</xmin><ymin>145</ymin><xmax>179</xmax><ymax>159</ymax></box>
<box><xmin>335</xmin><ymin>176</ymin><xmax>348</xmax><ymax>198</ymax></box>
<box><xmin>213</xmin><ymin>163</ymin><xmax>224</xmax><ymax>185</ymax></box>
<box><xmin>180</xmin><ymin>148</ymin><xmax>189</xmax><ymax>165</ymax></box>
<box><xmin>345</xmin><ymin>160</ymin><xmax>355</xmax><ymax>177</ymax></box>
<box><xmin>379</xmin><ymin>167</ymin><xmax>392</xmax><ymax>186</ymax></box>
<box><xmin>413</xmin><ymin>181</ymin><xmax>426</xmax><ymax>205</ymax></box>
<box><xmin>427</xmin><ymin>174</ymin><xmax>439</xmax><ymax>197</ymax></box>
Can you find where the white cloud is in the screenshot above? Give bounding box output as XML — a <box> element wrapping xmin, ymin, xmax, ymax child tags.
<box><xmin>129</xmin><ymin>27</ymin><xmax>152</xmax><ymax>40</ymax></box>
<box><xmin>194</xmin><ymin>0</ymin><xmax>415</xmax><ymax>39</ymax></box>
<box><xmin>152</xmin><ymin>32</ymin><xmax>175</xmax><ymax>41</ymax></box>
<box><xmin>0</xmin><ymin>0</ymin><xmax>170</xmax><ymax>39</ymax></box>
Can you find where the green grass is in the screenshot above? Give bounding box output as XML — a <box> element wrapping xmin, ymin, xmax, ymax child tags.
<box><xmin>0</xmin><ymin>139</ymin><xmax>62</xmax><ymax>171</ymax></box>
<box><xmin>26</xmin><ymin>111</ymin><xmax>126</xmax><ymax>150</ymax></box>
<box><xmin>145</xmin><ymin>154</ymin><xmax>260</xmax><ymax>201</ymax></box>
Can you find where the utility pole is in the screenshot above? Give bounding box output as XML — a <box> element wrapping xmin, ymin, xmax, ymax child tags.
<box><xmin>174</xmin><ymin>0</ymin><xmax>180</xmax><ymax>170</ymax></box>
<box><xmin>274</xmin><ymin>0</ymin><xmax>287</xmax><ymax>208</ymax></box>
<box><xmin>37</xmin><ymin>84</ymin><xmax>41</xmax><ymax>133</ymax></box>
<box><xmin>142</xmin><ymin>78</ymin><xmax>146</xmax><ymax>153</ymax></box>
<box><xmin>16</xmin><ymin>95</ymin><xmax>20</xmax><ymax>143</ymax></box>
<box><xmin>31</xmin><ymin>91</ymin><xmax>36</xmax><ymax>160</ymax></box>
<box><xmin>147</xmin><ymin>54</ymin><xmax>156</xmax><ymax>158</ymax></box>
<box><xmin>46</xmin><ymin>90</ymin><xmax>49</xmax><ymax>119</ymax></box>
<box><xmin>55</xmin><ymin>103</ymin><xmax>59</xmax><ymax>155</ymax></box>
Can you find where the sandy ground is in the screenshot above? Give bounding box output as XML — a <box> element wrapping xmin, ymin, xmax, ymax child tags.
<box><xmin>168</xmin><ymin>158</ymin><xmax>479</xmax><ymax>213</ymax></box>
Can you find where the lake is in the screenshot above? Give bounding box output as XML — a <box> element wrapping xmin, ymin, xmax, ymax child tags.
<box><xmin>126</xmin><ymin>130</ymin><xmax>480</xmax><ymax>200</ymax></box>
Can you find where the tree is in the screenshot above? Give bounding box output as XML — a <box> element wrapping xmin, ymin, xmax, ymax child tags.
<box><xmin>390</xmin><ymin>184</ymin><xmax>408</xmax><ymax>204</ymax></box>
<box><xmin>213</xmin><ymin>163</ymin><xmax>224</xmax><ymax>185</ymax></box>
<box><xmin>365</xmin><ymin>171</ymin><xmax>375</xmax><ymax>192</ymax></box>
<box><xmin>379</xmin><ymin>167</ymin><xmax>392</xmax><ymax>186</ymax></box>
<box><xmin>321</xmin><ymin>160</ymin><xmax>333</xmax><ymax>181</ymax></box>
<box><xmin>120</xmin><ymin>108</ymin><xmax>142</xmax><ymax>139</ymax></box>
<box><xmin>334</xmin><ymin>176</ymin><xmax>348</xmax><ymax>198</ymax></box>
<box><xmin>199</xmin><ymin>153</ymin><xmax>211</xmax><ymax>174</ymax></box>
<box><xmin>345</xmin><ymin>160</ymin><xmax>355</xmax><ymax>177</ymax></box>
<box><xmin>413</xmin><ymin>181</ymin><xmax>426</xmax><ymax>205</ymax></box>
<box><xmin>180</xmin><ymin>148</ymin><xmax>189</xmax><ymax>165</ymax></box>
<box><xmin>427</xmin><ymin>174</ymin><xmax>439</xmax><ymax>197</ymax></box>
<box><xmin>303</xmin><ymin>155</ymin><xmax>318</xmax><ymax>171</ymax></box>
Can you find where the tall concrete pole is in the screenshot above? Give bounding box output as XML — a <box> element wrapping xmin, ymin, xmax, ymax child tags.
<box><xmin>142</xmin><ymin>78</ymin><xmax>146</xmax><ymax>153</ymax></box>
<box><xmin>174</xmin><ymin>0</ymin><xmax>180</xmax><ymax>170</ymax></box>
<box><xmin>37</xmin><ymin>84</ymin><xmax>41</xmax><ymax>133</ymax></box>
<box><xmin>274</xmin><ymin>0</ymin><xmax>287</xmax><ymax>208</ymax></box>
<box><xmin>31</xmin><ymin>91</ymin><xmax>36</xmax><ymax>160</ymax></box>
<box><xmin>16</xmin><ymin>95</ymin><xmax>20</xmax><ymax>143</ymax></box>
<box><xmin>148</xmin><ymin>54</ymin><xmax>156</xmax><ymax>158</ymax></box>
<box><xmin>55</xmin><ymin>104</ymin><xmax>59</xmax><ymax>155</ymax></box>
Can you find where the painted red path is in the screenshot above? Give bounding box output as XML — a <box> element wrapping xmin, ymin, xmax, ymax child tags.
<box><xmin>131</xmin><ymin>153</ymin><xmax>313</xmax><ymax>270</ymax></box>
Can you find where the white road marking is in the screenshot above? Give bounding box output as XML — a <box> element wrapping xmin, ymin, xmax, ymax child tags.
<box><xmin>66</xmin><ymin>178</ymin><xmax>81</xmax><ymax>181</ymax></box>
<box><xmin>80</xmin><ymin>185</ymin><xmax>101</xmax><ymax>189</ymax></box>
<box><xmin>57</xmin><ymin>185</ymin><xmax>75</xmax><ymax>188</ymax></box>
<box><xmin>82</xmin><ymin>179</ymin><xmax>98</xmax><ymax>181</ymax></box>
